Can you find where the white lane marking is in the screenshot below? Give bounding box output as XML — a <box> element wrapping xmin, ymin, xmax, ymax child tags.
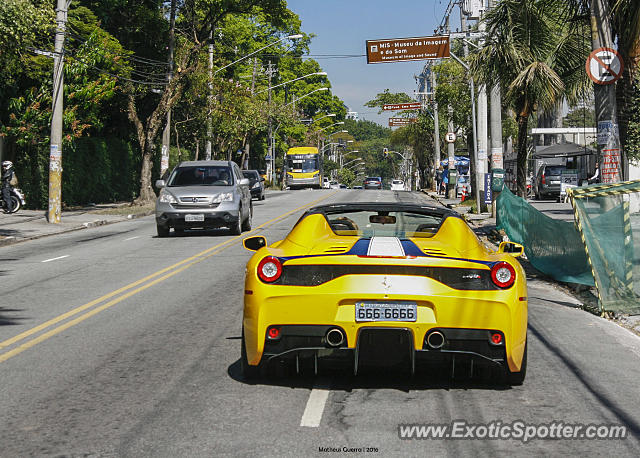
<box><xmin>300</xmin><ymin>384</ymin><xmax>331</xmax><ymax>428</ymax></box>
<box><xmin>124</xmin><ymin>236</ymin><xmax>140</xmax><ymax>241</ymax></box>
<box><xmin>41</xmin><ymin>255</ymin><xmax>69</xmax><ymax>263</ymax></box>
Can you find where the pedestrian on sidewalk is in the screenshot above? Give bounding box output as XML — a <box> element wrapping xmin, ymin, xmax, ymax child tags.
<box><xmin>441</xmin><ymin>168</ymin><xmax>449</xmax><ymax>195</ymax></box>
<box><xmin>436</xmin><ymin>166</ymin><xmax>443</xmax><ymax>194</ymax></box>
<box><xmin>2</xmin><ymin>160</ymin><xmax>17</xmax><ymax>213</ymax></box>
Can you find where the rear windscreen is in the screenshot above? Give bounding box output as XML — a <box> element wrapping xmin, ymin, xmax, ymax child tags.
<box><xmin>545</xmin><ymin>166</ymin><xmax>566</xmax><ymax>175</ymax></box>
<box><xmin>324</xmin><ymin>209</ymin><xmax>445</xmax><ymax>238</ymax></box>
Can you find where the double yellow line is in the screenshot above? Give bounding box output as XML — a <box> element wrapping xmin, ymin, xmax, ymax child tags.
<box><xmin>0</xmin><ymin>192</ymin><xmax>337</xmax><ymax>364</ymax></box>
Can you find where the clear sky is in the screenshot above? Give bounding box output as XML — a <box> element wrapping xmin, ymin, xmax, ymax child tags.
<box><xmin>286</xmin><ymin>0</ymin><xmax>451</xmax><ymax>127</ymax></box>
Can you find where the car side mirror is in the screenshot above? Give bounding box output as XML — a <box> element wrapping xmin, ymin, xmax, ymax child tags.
<box><xmin>239</xmin><ymin>178</ymin><xmax>250</xmax><ymax>186</ymax></box>
<box><xmin>243</xmin><ymin>236</ymin><xmax>267</xmax><ymax>251</ymax></box>
<box><xmin>498</xmin><ymin>241</ymin><xmax>524</xmax><ymax>258</ymax></box>
<box><xmin>155</xmin><ymin>179</ymin><xmax>166</xmax><ymax>189</ymax></box>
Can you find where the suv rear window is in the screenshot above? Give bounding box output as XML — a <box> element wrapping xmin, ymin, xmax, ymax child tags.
<box><xmin>242</xmin><ymin>171</ymin><xmax>259</xmax><ymax>180</ymax></box>
<box><xmin>544</xmin><ymin>166</ymin><xmax>566</xmax><ymax>175</ymax></box>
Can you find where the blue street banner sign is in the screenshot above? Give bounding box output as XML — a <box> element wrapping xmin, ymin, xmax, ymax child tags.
<box><xmin>484</xmin><ymin>173</ymin><xmax>492</xmax><ymax>204</ymax></box>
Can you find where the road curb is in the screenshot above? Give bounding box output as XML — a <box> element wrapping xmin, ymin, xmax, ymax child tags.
<box><xmin>0</xmin><ymin>211</ymin><xmax>154</xmax><ymax>249</ymax></box>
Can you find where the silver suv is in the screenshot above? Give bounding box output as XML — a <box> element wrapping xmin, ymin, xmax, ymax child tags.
<box><xmin>155</xmin><ymin>160</ymin><xmax>252</xmax><ymax>237</ymax></box>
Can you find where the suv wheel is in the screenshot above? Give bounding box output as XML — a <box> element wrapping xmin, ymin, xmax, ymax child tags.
<box><xmin>230</xmin><ymin>206</ymin><xmax>243</xmax><ymax>235</ymax></box>
<box><xmin>157</xmin><ymin>224</ymin><xmax>169</xmax><ymax>238</ymax></box>
<box><xmin>242</xmin><ymin>203</ymin><xmax>252</xmax><ymax>231</ymax></box>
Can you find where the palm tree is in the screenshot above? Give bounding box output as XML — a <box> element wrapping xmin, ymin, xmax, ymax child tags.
<box><xmin>472</xmin><ymin>0</ymin><xmax>591</xmax><ymax>197</ymax></box>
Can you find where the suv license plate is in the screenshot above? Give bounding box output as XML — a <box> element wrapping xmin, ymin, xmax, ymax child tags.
<box><xmin>355</xmin><ymin>302</ymin><xmax>417</xmax><ymax>322</ymax></box>
<box><xmin>185</xmin><ymin>214</ymin><xmax>204</xmax><ymax>222</ymax></box>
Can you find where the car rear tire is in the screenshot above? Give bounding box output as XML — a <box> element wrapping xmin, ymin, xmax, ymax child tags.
<box><xmin>157</xmin><ymin>224</ymin><xmax>169</xmax><ymax>238</ymax></box>
<box><xmin>241</xmin><ymin>329</ymin><xmax>261</xmax><ymax>380</ymax></box>
<box><xmin>260</xmin><ymin>192</ymin><xmax>266</xmax><ymax>201</ymax></box>
<box><xmin>507</xmin><ymin>340</ymin><xmax>527</xmax><ymax>385</ymax></box>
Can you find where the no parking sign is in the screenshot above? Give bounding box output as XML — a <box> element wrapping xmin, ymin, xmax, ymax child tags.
<box><xmin>586</xmin><ymin>47</ymin><xmax>623</xmax><ymax>85</ymax></box>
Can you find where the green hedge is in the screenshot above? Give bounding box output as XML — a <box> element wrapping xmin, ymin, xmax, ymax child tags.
<box><xmin>14</xmin><ymin>137</ymin><xmax>140</xmax><ymax>209</ymax></box>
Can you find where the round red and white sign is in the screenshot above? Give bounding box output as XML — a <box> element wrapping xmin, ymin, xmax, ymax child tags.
<box><xmin>586</xmin><ymin>47</ymin><xmax>624</xmax><ymax>85</ymax></box>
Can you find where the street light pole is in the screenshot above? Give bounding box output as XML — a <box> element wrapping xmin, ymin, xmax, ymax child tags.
<box><xmin>430</xmin><ymin>66</ymin><xmax>441</xmax><ymax>192</ymax></box>
<box><xmin>160</xmin><ymin>0</ymin><xmax>176</xmax><ymax>174</ymax></box>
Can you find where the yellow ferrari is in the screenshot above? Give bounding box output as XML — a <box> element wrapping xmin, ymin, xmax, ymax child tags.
<box><xmin>241</xmin><ymin>202</ymin><xmax>527</xmax><ymax>384</ymax></box>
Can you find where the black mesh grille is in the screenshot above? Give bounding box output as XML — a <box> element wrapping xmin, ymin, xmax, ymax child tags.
<box><xmin>275</xmin><ymin>264</ymin><xmax>502</xmax><ymax>290</ymax></box>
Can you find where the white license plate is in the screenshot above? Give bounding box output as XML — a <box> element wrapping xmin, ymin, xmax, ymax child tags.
<box><xmin>185</xmin><ymin>214</ymin><xmax>204</xmax><ymax>222</ymax></box>
<box><xmin>355</xmin><ymin>302</ymin><xmax>417</xmax><ymax>322</ymax></box>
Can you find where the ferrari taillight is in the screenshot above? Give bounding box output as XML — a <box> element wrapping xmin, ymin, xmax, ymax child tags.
<box><xmin>257</xmin><ymin>256</ymin><xmax>282</xmax><ymax>283</ymax></box>
<box><xmin>490</xmin><ymin>262</ymin><xmax>516</xmax><ymax>288</ymax></box>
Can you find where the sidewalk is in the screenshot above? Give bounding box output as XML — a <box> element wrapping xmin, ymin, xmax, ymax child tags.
<box><xmin>0</xmin><ymin>204</ymin><xmax>154</xmax><ymax>247</ymax></box>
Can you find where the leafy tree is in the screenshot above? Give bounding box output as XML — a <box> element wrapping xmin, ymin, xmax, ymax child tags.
<box><xmin>124</xmin><ymin>0</ymin><xmax>296</xmax><ymax>202</ymax></box>
<box><xmin>343</xmin><ymin>118</ymin><xmax>391</xmax><ymax>141</ymax></box>
<box><xmin>337</xmin><ymin>168</ymin><xmax>356</xmax><ymax>188</ymax></box>
<box><xmin>365</xmin><ymin>89</ymin><xmax>414</xmax><ymax>114</ymax></box>
<box><xmin>472</xmin><ymin>0</ymin><xmax>591</xmax><ymax>196</ymax></box>
<box><xmin>564</xmin><ymin>106</ymin><xmax>596</xmax><ymax>127</ymax></box>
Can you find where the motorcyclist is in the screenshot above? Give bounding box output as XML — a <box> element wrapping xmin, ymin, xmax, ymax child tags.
<box><xmin>2</xmin><ymin>160</ymin><xmax>16</xmax><ymax>213</ymax></box>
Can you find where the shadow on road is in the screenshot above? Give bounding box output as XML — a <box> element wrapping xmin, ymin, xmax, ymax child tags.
<box><xmin>0</xmin><ymin>307</ymin><xmax>26</xmax><ymax>326</ymax></box>
<box><xmin>529</xmin><ymin>323</ymin><xmax>640</xmax><ymax>440</ymax></box>
<box><xmin>227</xmin><ymin>359</ymin><xmax>510</xmax><ymax>392</ymax></box>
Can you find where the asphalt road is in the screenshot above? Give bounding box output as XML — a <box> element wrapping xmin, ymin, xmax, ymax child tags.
<box><xmin>1</xmin><ymin>189</ymin><xmax>639</xmax><ymax>457</ymax></box>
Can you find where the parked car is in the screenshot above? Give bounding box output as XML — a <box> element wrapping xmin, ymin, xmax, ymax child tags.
<box><xmin>339</xmin><ymin>183</ymin><xmax>348</xmax><ymax>189</ymax></box>
<box><xmin>353</xmin><ymin>185</ymin><xmax>363</xmax><ymax>190</ymax></box>
<box><xmin>155</xmin><ymin>160</ymin><xmax>252</xmax><ymax>237</ymax></box>
<box><xmin>535</xmin><ymin>165</ymin><xmax>567</xmax><ymax>200</ymax></box>
<box><xmin>363</xmin><ymin>176</ymin><xmax>383</xmax><ymax>189</ymax></box>
<box><xmin>391</xmin><ymin>179</ymin><xmax>405</xmax><ymax>191</ymax></box>
<box><xmin>330</xmin><ymin>181</ymin><xmax>340</xmax><ymax>189</ymax></box>
<box><xmin>242</xmin><ymin>169</ymin><xmax>266</xmax><ymax>201</ymax></box>
<box><xmin>323</xmin><ymin>177</ymin><xmax>331</xmax><ymax>189</ymax></box>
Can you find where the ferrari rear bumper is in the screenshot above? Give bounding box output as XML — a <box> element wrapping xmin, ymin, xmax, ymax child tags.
<box><xmin>257</xmin><ymin>325</ymin><xmax>508</xmax><ymax>376</ymax></box>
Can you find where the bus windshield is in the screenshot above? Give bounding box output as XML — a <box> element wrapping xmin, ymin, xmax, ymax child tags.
<box><xmin>287</xmin><ymin>156</ymin><xmax>318</xmax><ymax>173</ymax></box>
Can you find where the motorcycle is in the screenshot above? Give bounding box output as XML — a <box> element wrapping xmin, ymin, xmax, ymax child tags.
<box><xmin>1</xmin><ymin>187</ymin><xmax>26</xmax><ymax>214</ymax></box>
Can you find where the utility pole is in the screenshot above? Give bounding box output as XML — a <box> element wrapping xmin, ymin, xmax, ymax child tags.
<box><xmin>460</xmin><ymin>12</ymin><xmax>481</xmax><ymax>213</ymax></box>
<box><xmin>48</xmin><ymin>0</ymin><xmax>69</xmax><ymax>224</ymax></box>
<box><xmin>445</xmin><ymin>15</ymin><xmax>456</xmax><ymax>199</ymax></box>
<box><xmin>160</xmin><ymin>0</ymin><xmax>176</xmax><ymax>175</ymax></box>
<box><xmin>477</xmin><ymin>7</ymin><xmax>489</xmax><ymax>206</ymax></box>
<box><xmin>430</xmin><ymin>65</ymin><xmax>441</xmax><ymax>191</ymax></box>
<box><xmin>590</xmin><ymin>0</ymin><xmax>624</xmax><ymax>182</ymax></box>
<box><xmin>205</xmin><ymin>31</ymin><xmax>214</xmax><ymax>161</ymax></box>
<box><xmin>488</xmin><ymin>0</ymin><xmax>504</xmax><ymax>216</ymax></box>
<box><xmin>265</xmin><ymin>61</ymin><xmax>277</xmax><ymax>183</ymax></box>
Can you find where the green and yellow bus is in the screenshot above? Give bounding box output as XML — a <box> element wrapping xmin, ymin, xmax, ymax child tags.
<box><xmin>285</xmin><ymin>146</ymin><xmax>322</xmax><ymax>189</ymax></box>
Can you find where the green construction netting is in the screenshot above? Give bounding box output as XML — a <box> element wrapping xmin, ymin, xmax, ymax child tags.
<box><xmin>496</xmin><ymin>187</ymin><xmax>594</xmax><ymax>286</ymax></box>
<box><xmin>572</xmin><ymin>181</ymin><xmax>640</xmax><ymax>314</ymax></box>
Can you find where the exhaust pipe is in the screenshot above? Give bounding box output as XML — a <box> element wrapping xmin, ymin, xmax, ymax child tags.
<box><xmin>326</xmin><ymin>328</ymin><xmax>345</xmax><ymax>347</ymax></box>
<box><xmin>426</xmin><ymin>331</ymin><xmax>445</xmax><ymax>349</ymax></box>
